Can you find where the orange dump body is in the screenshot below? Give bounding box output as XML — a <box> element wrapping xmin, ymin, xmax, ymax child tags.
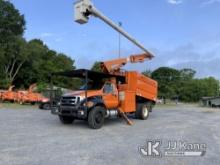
<box><xmin>118</xmin><ymin>71</ymin><xmax>158</xmax><ymax>113</ymax></box>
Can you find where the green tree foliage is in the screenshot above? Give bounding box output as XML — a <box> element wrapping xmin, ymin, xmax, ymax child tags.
<box><xmin>151</xmin><ymin>67</ymin><xmax>181</xmax><ymax>98</ymax></box>
<box><xmin>0</xmin><ymin>0</ymin><xmax>25</xmax><ymax>40</ymax></box>
<box><xmin>180</xmin><ymin>68</ymin><xmax>196</xmax><ymax>80</ymax></box>
<box><xmin>1</xmin><ymin>37</ymin><xmax>30</xmax><ymax>85</ymax></box>
<box><xmin>0</xmin><ymin>0</ymin><xmax>26</xmax><ymax>87</ymax></box>
<box><xmin>142</xmin><ymin>69</ymin><xmax>152</xmax><ymax>77</ymax></box>
<box><xmin>91</xmin><ymin>61</ymin><xmax>102</xmax><ymax>72</ymax></box>
<box><xmin>14</xmin><ymin>39</ymin><xmax>75</xmax><ymax>89</ymax></box>
<box><xmin>151</xmin><ymin>67</ymin><xmax>219</xmax><ymax>102</ymax></box>
<box><xmin>177</xmin><ymin>77</ymin><xmax>218</xmax><ymax>102</ymax></box>
<box><xmin>0</xmin><ymin>0</ymin><xmax>75</xmax><ymax>89</ymax></box>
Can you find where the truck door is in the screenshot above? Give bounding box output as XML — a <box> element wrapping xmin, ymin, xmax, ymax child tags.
<box><xmin>102</xmin><ymin>82</ymin><xmax>119</xmax><ymax>109</ymax></box>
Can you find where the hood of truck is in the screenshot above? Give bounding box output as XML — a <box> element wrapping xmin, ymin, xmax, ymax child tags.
<box><xmin>63</xmin><ymin>90</ymin><xmax>103</xmax><ymax>98</ymax></box>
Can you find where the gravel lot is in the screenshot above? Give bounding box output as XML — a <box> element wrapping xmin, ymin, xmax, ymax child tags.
<box><xmin>0</xmin><ymin>104</ymin><xmax>220</xmax><ymax>165</ymax></box>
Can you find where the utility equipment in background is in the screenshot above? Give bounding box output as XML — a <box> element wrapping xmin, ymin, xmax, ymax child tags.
<box><xmin>39</xmin><ymin>89</ymin><xmax>63</xmax><ymax>110</ymax></box>
<box><xmin>1</xmin><ymin>85</ymin><xmax>17</xmax><ymax>102</ymax></box>
<box><xmin>16</xmin><ymin>84</ymin><xmax>49</xmax><ymax>105</ymax></box>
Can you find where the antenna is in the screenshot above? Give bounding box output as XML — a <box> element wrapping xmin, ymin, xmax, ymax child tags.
<box><xmin>74</xmin><ymin>0</ymin><xmax>154</xmax><ymax>58</ymax></box>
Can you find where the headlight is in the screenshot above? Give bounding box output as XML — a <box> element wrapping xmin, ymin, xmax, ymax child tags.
<box><xmin>79</xmin><ymin>96</ymin><xmax>85</xmax><ymax>102</ymax></box>
<box><xmin>83</xmin><ymin>101</ymin><xmax>94</xmax><ymax>108</ymax></box>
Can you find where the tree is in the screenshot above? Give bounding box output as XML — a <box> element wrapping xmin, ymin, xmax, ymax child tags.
<box><xmin>180</xmin><ymin>68</ymin><xmax>196</xmax><ymax>80</ymax></box>
<box><xmin>14</xmin><ymin>39</ymin><xmax>76</xmax><ymax>89</ymax></box>
<box><xmin>0</xmin><ymin>0</ymin><xmax>26</xmax><ymax>87</ymax></box>
<box><xmin>151</xmin><ymin>67</ymin><xmax>181</xmax><ymax>98</ymax></box>
<box><xmin>142</xmin><ymin>69</ymin><xmax>152</xmax><ymax>77</ymax></box>
<box><xmin>178</xmin><ymin>77</ymin><xmax>219</xmax><ymax>102</ymax></box>
<box><xmin>0</xmin><ymin>0</ymin><xmax>25</xmax><ymax>41</ymax></box>
<box><xmin>151</xmin><ymin>67</ymin><xmax>219</xmax><ymax>102</ymax></box>
<box><xmin>91</xmin><ymin>61</ymin><xmax>102</xmax><ymax>72</ymax></box>
<box><xmin>0</xmin><ymin>1</ymin><xmax>77</xmax><ymax>90</ymax></box>
<box><xmin>1</xmin><ymin>37</ymin><xmax>29</xmax><ymax>86</ymax></box>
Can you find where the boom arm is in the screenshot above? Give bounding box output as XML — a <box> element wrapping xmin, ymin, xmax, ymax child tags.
<box><xmin>74</xmin><ymin>0</ymin><xmax>154</xmax><ymax>58</ymax></box>
<box><xmin>101</xmin><ymin>53</ymin><xmax>153</xmax><ymax>75</ymax></box>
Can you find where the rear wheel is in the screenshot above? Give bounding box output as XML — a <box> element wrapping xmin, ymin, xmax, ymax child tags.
<box><xmin>59</xmin><ymin>115</ymin><xmax>75</xmax><ymax>124</ymax></box>
<box><xmin>88</xmin><ymin>106</ymin><xmax>105</xmax><ymax>129</ymax></box>
<box><xmin>135</xmin><ymin>103</ymin><xmax>150</xmax><ymax>120</ymax></box>
<box><xmin>42</xmin><ymin>103</ymin><xmax>50</xmax><ymax>110</ymax></box>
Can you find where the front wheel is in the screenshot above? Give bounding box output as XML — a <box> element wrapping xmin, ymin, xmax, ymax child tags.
<box><xmin>88</xmin><ymin>106</ymin><xmax>105</xmax><ymax>129</ymax></box>
<box><xmin>135</xmin><ymin>103</ymin><xmax>150</xmax><ymax>120</ymax></box>
<box><xmin>59</xmin><ymin>115</ymin><xmax>75</xmax><ymax>124</ymax></box>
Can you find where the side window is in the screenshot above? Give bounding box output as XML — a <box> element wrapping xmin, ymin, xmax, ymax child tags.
<box><xmin>103</xmin><ymin>83</ymin><xmax>114</xmax><ymax>94</ymax></box>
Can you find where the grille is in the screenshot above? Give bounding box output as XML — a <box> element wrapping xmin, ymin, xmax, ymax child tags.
<box><xmin>61</xmin><ymin>96</ymin><xmax>80</xmax><ymax>106</ymax></box>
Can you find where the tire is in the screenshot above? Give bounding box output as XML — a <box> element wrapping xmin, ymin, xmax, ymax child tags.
<box><xmin>147</xmin><ymin>102</ymin><xmax>153</xmax><ymax>112</ymax></box>
<box><xmin>42</xmin><ymin>103</ymin><xmax>50</xmax><ymax>110</ymax></box>
<box><xmin>88</xmin><ymin>106</ymin><xmax>105</xmax><ymax>129</ymax></box>
<box><xmin>135</xmin><ymin>103</ymin><xmax>150</xmax><ymax>120</ymax></box>
<box><xmin>59</xmin><ymin>115</ymin><xmax>75</xmax><ymax>124</ymax></box>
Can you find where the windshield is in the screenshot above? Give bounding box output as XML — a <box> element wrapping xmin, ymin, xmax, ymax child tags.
<box><xmin>79</xmin><ymin>82</ymin><xmax>104</xmax><ymax>90</ymax></box>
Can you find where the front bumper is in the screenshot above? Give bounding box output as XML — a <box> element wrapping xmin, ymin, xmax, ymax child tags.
<box><xmin>52</xmin><ymin>105</ymin><xmax>88</xmax><ymax>119</ymax></box>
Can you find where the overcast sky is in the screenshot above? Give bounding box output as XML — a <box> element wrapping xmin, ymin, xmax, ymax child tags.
<box><xmin>10</xmin><ymin>0</ymin><xmax>220</xmax><ymax>79</ymax></box>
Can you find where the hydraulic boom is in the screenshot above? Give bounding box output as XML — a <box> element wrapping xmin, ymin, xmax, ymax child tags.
<box><xmin>101</xmin><ymin>53</ymin><xmax>153</xmax><ymax>75</ymax></box>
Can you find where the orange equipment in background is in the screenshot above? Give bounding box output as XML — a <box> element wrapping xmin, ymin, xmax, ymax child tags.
<box><xmin>16</xmin><ymin>84</ymin><xmax>48</xmax><ymax>105</ymax></box>
<box><xmin>1</xmin><ymin>85</ymin><xmax>18</xmax><ymax>102</ymax></box>
<box><xmin>0</xmin><ymin>90</ymin><xmax>6</xmax><ymax>101</ymax></box>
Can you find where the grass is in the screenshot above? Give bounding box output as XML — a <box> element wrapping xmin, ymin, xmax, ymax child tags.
<box><xmin>0</xmin><ymin>102</ymin><xmax>38</xmax><ymax>109</ymax></box>
<box><xmin>155</xmin><ymin>102</ymin><xmax>200</xmax><ymax>109</ymax></box>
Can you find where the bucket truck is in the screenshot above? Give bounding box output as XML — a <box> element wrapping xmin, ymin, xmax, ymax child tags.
<box><xmin>52</xmin><ymin>54</ymin><xmax>157</xmax><ymax>129</ymax></box>
<box><xmin>50</xmin><ymin>0</ymin><xmax>158</xmax><ymax>129</ymax></box>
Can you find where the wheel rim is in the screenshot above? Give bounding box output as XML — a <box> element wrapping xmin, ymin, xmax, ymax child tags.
<box><xmin>143</xmin><ymin>106</ymin><xmax>149</xmax><ymax>117</ymax></box>
<box><xmin>95</xmin><ymin>112</ymin><xmax>103</xmax><ymax>124</ymax></box>
<box><xmin>44</xmin><ymin>104</ymin><xmax>50</xmax><ymax>109</ymax></box>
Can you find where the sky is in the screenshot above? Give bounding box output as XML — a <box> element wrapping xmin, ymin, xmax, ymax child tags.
<box><xmin>10</xmin><ymin>0</ymin><xmax>220</xmax><ymax>79</ymax></box>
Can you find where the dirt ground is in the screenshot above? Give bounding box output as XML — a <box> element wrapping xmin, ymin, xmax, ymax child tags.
<box><xmin>0</xmin><ymin>103</ymin><xmax>219</xmax><ymax>165</ymax></box>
